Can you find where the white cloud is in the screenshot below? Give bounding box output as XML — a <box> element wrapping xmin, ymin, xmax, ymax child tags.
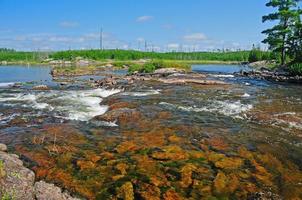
<box><xmin>49</xmin><ymin>36</ymin><xmax>72</xmax><ymax>42</ymax></box>
<box><xmin>167</xmin><ymin>43</ymin><xmax>180</xmax><ymax>49</ymax></box>
<box><xmin>183</xmin><ymin>33</ymin><xmax>207</xmax><ymax>42</ymax></box>
<box><xmin>136</xmin><ymin>16</ymin><xmax>154</xmax><ymax>23</ymax></box>
<box><xmin>59</xmin><ymin>21</ymin><xmax>79</xmax><ymax>28</ymax></box>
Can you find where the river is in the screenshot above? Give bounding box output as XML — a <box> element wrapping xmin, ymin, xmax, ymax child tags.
<box><xmin>0</xmin><ymin>65</ymin><xmax>301</xmax><ymax>199</ymax></box>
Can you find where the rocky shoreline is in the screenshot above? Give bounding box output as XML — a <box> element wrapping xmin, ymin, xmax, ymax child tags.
<box><xmin>0</xmin><ymin>143</ymin><xmax>82</xmax><ymax>200</ymax></box>
<box><xmin>90</xmin><ymin>68</ymin><xmax>229</xmax><ymax>89</ymax></box>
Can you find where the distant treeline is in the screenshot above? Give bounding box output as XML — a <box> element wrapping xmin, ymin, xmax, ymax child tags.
<box><xmin>0</xmin><ymin>49</ymin><xmax>276</xmax><ymax>63</ymax></box>
<box><xmin>51</xmin><ymin>49</ymin><xmax>276</xmax><ymax>62</ymax></box>
<box><xmin>0</xmin><ymin>51</ymin><xmax>49</xmax><ymax>62</ymax></box>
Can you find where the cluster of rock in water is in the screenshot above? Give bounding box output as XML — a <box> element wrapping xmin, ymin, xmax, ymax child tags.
<box><xmin>1</xmin><ymin>68</ymin><xmax>302</xmax><ymax>200</ymax></box>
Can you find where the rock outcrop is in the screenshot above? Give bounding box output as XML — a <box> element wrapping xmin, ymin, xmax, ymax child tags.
<box><xmin>0</xmin><ymin>143</ymin><xmax>82</xmax><ymax>200</ymax></box>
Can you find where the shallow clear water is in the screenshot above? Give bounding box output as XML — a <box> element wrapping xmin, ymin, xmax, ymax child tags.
<box><xmin>0</xmin><ymin>65</ymin><xmax>302</xmax><ymax>199</ymax></box>
<box><xmin>192</xmin><ymin>64</ymin><xmax>251</xmax><ymax>74</ymax></box>
<box><xmin>0</xmin><ymin>65</ymin><xmax>52</xmax><ymax>84</ymax></box>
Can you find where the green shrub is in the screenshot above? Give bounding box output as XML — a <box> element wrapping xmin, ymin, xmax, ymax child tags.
<box><xmin>128</xmin><ymin>64</ymin><xmax>143</xmax><ymax>73</ymax></box>
<box><xmin>289</xmin><ymin>63</ymin><xmax>302</xmax><ymax>75</ymax></box>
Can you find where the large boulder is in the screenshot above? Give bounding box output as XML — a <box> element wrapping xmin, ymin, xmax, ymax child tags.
<box><xmin>0</xmin><ymin>150</ymin><xmax>35</xmax><ymax>200</ymax></box>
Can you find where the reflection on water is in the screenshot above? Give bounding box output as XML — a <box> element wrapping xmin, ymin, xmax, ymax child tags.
<box><xmin>0</xmin><ymin>65</ymin><xmax>302</xmax><ymax>199</ymax></box>
<box><xmin>192</xmin><ymin>64</ymin><xmax>251</xmax><ymax>74</ymax></box>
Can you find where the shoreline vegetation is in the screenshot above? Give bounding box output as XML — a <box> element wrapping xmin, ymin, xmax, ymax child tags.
<box><xmin>0</xmin><ymin>48</ymin><xmax>276</xmax><ymax>71</ymax></box>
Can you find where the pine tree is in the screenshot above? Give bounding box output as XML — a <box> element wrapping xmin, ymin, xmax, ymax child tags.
<box><xmin>288</xmin><ymin>11</ymin><xmax>302</xmax><ymax>62</ymax></box>
<box><xmin>262</xmin><ymin>0</ymin><xmax>301</xmax><ymax>66</ymax></box>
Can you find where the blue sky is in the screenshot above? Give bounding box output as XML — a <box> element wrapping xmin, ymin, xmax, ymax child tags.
<box><xmin>0</xmin><ymin>0</ymin><xmax>273</xmax><ymax>51</ymax></box>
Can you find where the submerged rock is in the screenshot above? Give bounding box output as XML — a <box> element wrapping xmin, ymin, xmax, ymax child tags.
<box><xmin>34</xmin><ymin>181</ymin><xmax>80</xmax><ymax>200</ymax></box>
<box><xmin>117</xmin><ymin>182</ymin><xmax>134</xmax><ymax>200</ymax></box>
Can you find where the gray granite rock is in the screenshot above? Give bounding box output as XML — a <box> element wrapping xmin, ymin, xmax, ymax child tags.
<box><xmin>0</xmin><ymin>143</ymin><xmax>7</xmax><ymax>152</ymax></box>
<box><xmin>34</xmin><ymin>181</ymin><xmax>81</xmax><ymax>200</ymax></box>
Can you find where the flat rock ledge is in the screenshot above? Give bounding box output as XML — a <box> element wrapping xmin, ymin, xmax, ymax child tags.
<box><xmin>0</xmin><ymin>143</ymin><xmax>82</xmax><ymax>200</ymax></box>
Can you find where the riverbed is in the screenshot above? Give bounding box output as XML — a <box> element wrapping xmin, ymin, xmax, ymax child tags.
<box><xmin>0</xmin><ymin>65</ymin><xmax>301</xmax><ymax>199</ymax></box>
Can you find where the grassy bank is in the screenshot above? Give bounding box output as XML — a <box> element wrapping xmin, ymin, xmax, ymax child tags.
<box><xmin>50</xmin><ymin>49</ymin><xmax>256</xmax><ymax>62</ymax></box>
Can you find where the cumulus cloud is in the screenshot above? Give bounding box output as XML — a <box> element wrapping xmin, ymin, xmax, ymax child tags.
<box><xmin>59</xmin><ymin>21</ymin><xmax>79</xmax><ymax>28</ymax></box>
<box><xmin>183</xmin><ymin>33</ymin><xmax>207</xmax><ymax>42</ymax></box>
<box><xmin>0</xmin><ymin>31</ymin><xmax>131</xmax><ymax>51</ymax></box>
<box><xmin>136</xmin><ymin>15</ymin><xmax>154</xmax><ymax>23</ymax></box>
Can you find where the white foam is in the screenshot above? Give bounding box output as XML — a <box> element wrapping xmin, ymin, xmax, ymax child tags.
<box><xmin>211</xmin><ymin>74</ymin><xmax>235</xmax><ymax>78</ymax></box>
<box><xmin>0</xmin><ymin>82</ymin><xmax>15</xmax><ymax>88</ymax></box>
<box><xmin>0</xmin><ymin>88</ymin><xmax>121</xmax><ymax>122</ymax></box>
<box><xmin>122</xmin><ymin>89</ymin><xmax>161</xmax><ymax>97</ymax></box>
<box><xmin>242</xmin><ymin>93</ymin><xmax>250</xmax><ymax>98</ymax></box>
<box><xmin>160</xmin><ymin>100</ymin><xmax>253</xmax><ymax>119</ymax></box>
<box><xmin>91</xmin><ymin>120</ymin><xmax>119</xmax><ymax>127</ymax></box>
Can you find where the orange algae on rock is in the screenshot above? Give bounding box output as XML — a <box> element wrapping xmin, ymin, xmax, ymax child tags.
<box><xmin>137</xmin><ymin>183</ymin><xmax>161</xmax><ymax>200</ymax></box>
<box><xmin>208</xmin><ymin>137</ymin><xmax>229</xmax><ymax>151</ymax></box>
<box><xmin>116</xmin><ymin>162</ymin><xmax>129</xmax><ymax>175</ymax></box>
<box><xmin>76</xmin><ymin>160</ymin><xmax>96</xmax><ymax>171</ymax></box>
<box><xmin>117</xmin><ymin>182</ymin><xmax>134</xmax><ymax>200</ymax></box>
<box><xmin>163</xmin><ymin>189</ymin><xmax>183</xmax><ymax>200</ymax></box>
<box><xmin>213</xmin><ymin>171</ymin><xmax>228</xmax><ymax>195</ymax></box>
<box><xmin>251</xmin><ymin>159</ymin><xmax>273</xmax><ymax>186</ymax></box>
<box><xmin>180</xmin><ymin>163</ymin><xmax>197</xmax><ymax>188</ymax></box>
<box><xmin>151</xmin><ymin>146</ymin><xmax>188</xmax><ymax>161</ymax></box>
<box><xmin>116</xmin><ymin>141</ymin><xmax>139</xmax><ymax>154</ymax></box>
<box><xmin>215</xmin><ymin>157</ymin><xmax>244</xmax><ymax>170</ymax></box>
<box><xmin>168</xmin><ymin>134</ymin><xmax>182</xmax><ymax>143</ymax></box>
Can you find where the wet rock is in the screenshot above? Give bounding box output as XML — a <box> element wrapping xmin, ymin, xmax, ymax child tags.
<box><xmin>158</xmin><ymin>78</ymin><xmax>228</xmax><ymax>85</ymax></box>
<box><xmin>95</xmin><ymin>108</ymin><xmax>142</xmax><ymax>126</ymax></box>
<box><xmin>94</xmin><ymin>77</ymin><xmax>117</xmax><ymax>87</ymax></box>
<box><xmin>236</xmin><ymin>68</ymin><xmax>302</xmax><ymax>83</ymax></box>
<box><xmin>34</xmin><ymin>181</ymin><xmax>81</xmax><ymax>200</ymax></box>
<box><xmin>0</xmin><ymin>143</ymin><xmax>7</xmax><ymax>152</ymax></box>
